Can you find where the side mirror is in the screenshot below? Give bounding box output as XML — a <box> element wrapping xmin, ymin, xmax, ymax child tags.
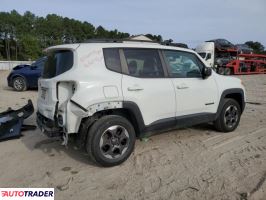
<box><xmin>202</xmin><ymin>67</ymin><xmax>212</xmax><ymax>78</ymax></box>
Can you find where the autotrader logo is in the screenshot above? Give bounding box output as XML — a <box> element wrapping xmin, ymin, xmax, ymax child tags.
<box><xmin>0</xmin><ymin>188</ymin><xmax>54</xmax><ymax>200</ymax></box>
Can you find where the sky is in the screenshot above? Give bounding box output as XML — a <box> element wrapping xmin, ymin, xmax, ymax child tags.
<box><xmin>1</xmin><ymin>0</ymin><xmax>266</xmax><ymax>48</ymax></box>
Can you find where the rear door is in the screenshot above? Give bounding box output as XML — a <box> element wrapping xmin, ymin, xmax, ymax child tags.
<box><xmin>162</xmin><ymin>50</ymin><xmax>218</xmax><ymax>117</ymax></box>
<box><xmin>121</xmin><ymin>48</ymin><xmax>176</xmax><ymax>126</ymax></box>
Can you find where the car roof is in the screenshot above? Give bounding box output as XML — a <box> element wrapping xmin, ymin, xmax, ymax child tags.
<box><xmin>45</xmin><ymin>41</ymin><xmax>195</xmax><ymax>54</ymax></box>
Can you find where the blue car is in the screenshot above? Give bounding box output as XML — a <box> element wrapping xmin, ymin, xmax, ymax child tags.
<box><xmin>7</xmin><ymin>57</ymin><xmax>46</xmax><ymax>91</ymax></box>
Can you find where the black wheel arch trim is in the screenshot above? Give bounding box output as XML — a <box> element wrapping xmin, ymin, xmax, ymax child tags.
<box><xmin>215</xmin><ymin>88</ymin><xmax>245</xmax><ymax>120</ymax></box>
<box><xmin>123</xmin><ymin>101</ymin><xmax>146</xmax><ymax>135</ymax></box>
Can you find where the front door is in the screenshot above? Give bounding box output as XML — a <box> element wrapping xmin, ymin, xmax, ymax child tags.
<box><xmin>162</xmin><ymin>50</ymin><xmax>218</xmax><ymax>117</ymax></box>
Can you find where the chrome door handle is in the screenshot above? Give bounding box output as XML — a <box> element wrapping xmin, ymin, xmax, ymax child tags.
<box><xmin>127</xmin><ymin>87</ymin><xmax>143</xmax><ymax>91</ymax></box>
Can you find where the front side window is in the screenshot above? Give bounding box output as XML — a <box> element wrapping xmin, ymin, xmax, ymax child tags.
<box><xmin>43</xmin><ymin>50</ymin><xmax>73</xmax><ymax>78</ymax></box>
<box><xmin>123</xmin><ymin>49</ymin><xmax>164</xmax><ymax>78</ymax></box>
<box><xmin>163</xmin><ymin>50</ymin><xmax>203</xmax><ymax>78</ymax></box>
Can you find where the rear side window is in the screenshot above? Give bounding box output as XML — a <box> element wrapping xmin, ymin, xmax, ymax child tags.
<box><xmin>123</xmin><ymin>49</ymin><xmax>164</xmax><ymax>78</ymax></box>
<box><xmin>103</xmin><ymin>48</ymin><xmax>122</xmax><ymax>73</ymax></box>
<box><xmin>42</xmin><ymin>50</ymin><xmax>73</xmax><ymax>78</ymax></box>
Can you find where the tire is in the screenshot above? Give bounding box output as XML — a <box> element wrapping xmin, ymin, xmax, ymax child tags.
<box><xmin>218</xmin><ymin>67</ymin><xmax>225</xmax><ymax>75</ymax></box>
<box><xmin>86</xmin><ymin>115</ymin><xmax>136</xmax><ymax>167</ymax></box>
<box><xmin>12</xmin><ymin>76</ymin><xmax>27</xmax><ymax>91</ymax></box>
<box><xmin>214</xmin><ymin>99</ymin><xmax>241</xmax><ymax>132</ymax></box>
<box><xmin>224</xmin><ymin>68</ymin><xmax>231</xmax><ymax>75</ymax></box>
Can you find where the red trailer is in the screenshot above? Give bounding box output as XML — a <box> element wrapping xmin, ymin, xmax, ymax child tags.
<box><xmin>224</xmin><ymin>54</ymin><xmax>266</xmax><ymax>75</ymax></box>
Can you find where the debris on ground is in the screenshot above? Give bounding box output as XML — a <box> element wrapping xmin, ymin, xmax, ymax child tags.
<box><xmin>0</xmin><ymin>100</ymin><xmax>35</xmax><ymax>141</ymax></box>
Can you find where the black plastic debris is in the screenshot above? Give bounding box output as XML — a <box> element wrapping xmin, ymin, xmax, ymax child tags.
<box><xmin>0</xmin><ymin>100</ymin><xmax>35</xmax><ymax>141</ymax></box>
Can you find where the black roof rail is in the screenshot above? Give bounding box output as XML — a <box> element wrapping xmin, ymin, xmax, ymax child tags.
<box><xmin>83</xmin><ymin>38</ymin><xmax>188</xmax><ymax>48</ymax></box>
<box><xmin>83</xmin><ymin>38</ymin><xmax>159</xmax><ymax>44</ymax></box>
<box><xmin>83</xmin><ymin>39</ymin><xmax>123</xmax><ymax>43</ymax></box>
<box><xmin>122</xmin><ymin>39</ymin><xmax>159</xmax><ymax>44</ymax></box>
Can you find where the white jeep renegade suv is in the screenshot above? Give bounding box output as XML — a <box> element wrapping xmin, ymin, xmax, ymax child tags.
<box><xmin>37</xmin><ymin>39</ymin><xmax>246</xmax><ymax>167</ymax></box>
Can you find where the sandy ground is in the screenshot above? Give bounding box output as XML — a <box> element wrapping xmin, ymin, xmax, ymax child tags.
<box><xmin>0</xmin><ymin>70</ymin><xmax>266</xmax><ymax>200</ymax></box>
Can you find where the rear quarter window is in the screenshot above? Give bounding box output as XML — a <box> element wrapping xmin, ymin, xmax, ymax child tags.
<box><xmin>103</xmin><ymin>48</ymin><xmax>122</xmax><ymax>73</ymax></box>
<box><xmin>42</xmin><ymin>50</ymin><xmax>73</xmax><ymax>78</ymax></box>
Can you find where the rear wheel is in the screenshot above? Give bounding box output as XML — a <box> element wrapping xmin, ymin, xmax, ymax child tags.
<box><xmin>214</xmin><ymin>99</ymin><xmax>241</xmax><ymax>132</ymax></box>
<box><xmin>86</xmin><ymin>115</ymin><xmax>136</xmax><ymax>167</ymax></box>
<box><xmin>12</xmin><ymin>77</ymin><xmax>27</xmax><ymax>91</ymax></box>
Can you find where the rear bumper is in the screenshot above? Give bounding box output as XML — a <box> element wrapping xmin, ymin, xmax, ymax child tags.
<box><xmin>36</xmin><ymin>112</ymin><xmax>62</xmax><ymax>137</ymax></box>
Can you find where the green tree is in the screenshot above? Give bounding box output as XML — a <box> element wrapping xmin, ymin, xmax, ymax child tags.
<box><xmin>19</xmin><ymin>34</ymin><xmax>42</xmax><ymax>60</ymax></box>
<box><xmin>0</xmin><ymin>10</ymin><xmax>166</xmax><ymax>60</ymax></box>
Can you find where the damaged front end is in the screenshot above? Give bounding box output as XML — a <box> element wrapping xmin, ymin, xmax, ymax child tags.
<box><xmin>0</xmin><ymin>100</ymin><xmax>35</xmax><ymax>140</ymax></box>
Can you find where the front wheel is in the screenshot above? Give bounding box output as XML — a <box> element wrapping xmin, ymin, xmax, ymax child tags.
<box><xmin>224</xmin><ymin>68</ymin><xmax>232</xmax><ymax>75</ymax></box>
<box><xmin>214</xmin><ymin>99</ymin><xmax>241</xmax><ymax>132</ymax></box>
<box><xmin>86</xmin><ymin>115</ymin><xmax>136</xmax><ymax>167</ymax></box>
<box><xmin>12</xmin><ymin>76</ymin><xmax>27</xmax><ymax>91</ymax></box>
<box><xmin>218</xmin><ymin>67</ymin><xmax>225</xmax><ymax>75</ymax></box>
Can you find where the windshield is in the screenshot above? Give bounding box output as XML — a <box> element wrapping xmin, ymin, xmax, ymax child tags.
<box><xmin>31</xmin><ymin>57</ymin><xmax>47</xmax><ymax>68</ymax></box>
<box><xmin>42</xmin><ymin>50</ymin><xmax>73</xmax><ymax>78</ymax></box>
<box><xmin>220</xmin><ymin>39</ymin><xmax>231</xmax><ymax>45</ymax></box>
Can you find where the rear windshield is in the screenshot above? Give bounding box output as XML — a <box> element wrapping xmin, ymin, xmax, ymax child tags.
<box><xmin>42</xmin><ymin>50</ymin><xmax>73</xmax><ymax>78</ymax></box>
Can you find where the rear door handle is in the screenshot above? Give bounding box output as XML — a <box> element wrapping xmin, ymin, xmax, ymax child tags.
<box><xmin>176</xmin><ymin>84</ymin><xmax>189</xmax><ymax>89</ymax></box>
<box><xmin>127</xmin><ymin>86</ymin><xmax>144</xmax><ymax>91</ymax></box>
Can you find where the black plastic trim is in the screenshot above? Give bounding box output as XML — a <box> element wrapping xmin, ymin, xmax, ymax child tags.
<box><xmin>36</xmin><ymin>112</ymin><xmax>62</xmax><ymax>137</ymax></box>
<box><xmin>123</xmin><ymin>101</ymin><xmax>146</xmax><ymax>133</ymax></box>
<box><xmin>143</xmin><ymin>113</ymin><xmax>215</xmax><ymax>137</ymax></box>
<box><xmin>215</xmin><ymin>88</ymin><xmax>245</xmax><ymax>120</ymax></box>
<box><xmin>205</xmin><ymin>102</ymin><xmax>214</xmax><ymax>105</ymax></box>
<box><xmin>70</xmin><ymin>100</ymin><xmax>88</xmax><ymax>112</ymax></box>
<box><xmin>122</xmin><ymin>101</ymin><xmax>216</xmax><ymax>138</ymax></box>
<box><xmin>176</xmin><ymin>113</ymin><xmax>215</xmax><ymax>128</ymax></box>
